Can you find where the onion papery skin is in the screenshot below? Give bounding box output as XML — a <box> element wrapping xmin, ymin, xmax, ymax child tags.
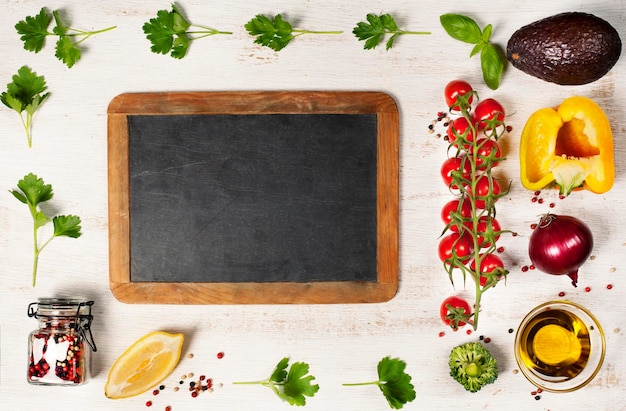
<box><xmin>528</xmin><ymin>214</ymin><xmax>593</xmax><ymax>287</ymax></box>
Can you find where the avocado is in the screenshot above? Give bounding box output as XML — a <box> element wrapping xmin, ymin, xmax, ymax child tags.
<box><xmin>506</xmin><ymin>12</ymin><xmax>622</xmax><ymax>85</ymax></box>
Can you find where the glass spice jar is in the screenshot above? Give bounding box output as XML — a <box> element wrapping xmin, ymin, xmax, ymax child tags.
<box><xmin>27</xmin><ymin>298</ymin><xmax>97</xmax><ymax>386</ymax></box>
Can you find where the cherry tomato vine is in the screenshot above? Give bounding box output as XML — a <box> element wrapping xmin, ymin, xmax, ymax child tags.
<box><xmin>438</xmin><ymin>80</ymin><xmax>511</xmax><ymax>331</ymax></box>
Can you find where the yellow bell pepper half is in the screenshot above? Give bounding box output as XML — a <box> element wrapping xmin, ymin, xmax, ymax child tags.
<box><xmin>519</xmin><ymin>96</ymin><xmax>614</xmax><ymax>196</ymax></box>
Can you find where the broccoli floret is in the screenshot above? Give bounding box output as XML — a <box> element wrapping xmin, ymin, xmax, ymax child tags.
<box><xmin>449</xmin><ymin>342</ymin><xmax>498</xmax><ymax>393</ymax></box>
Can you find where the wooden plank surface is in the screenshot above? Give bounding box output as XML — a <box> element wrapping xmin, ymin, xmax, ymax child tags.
<box><xmin>1</xmin><ymin>1</ymin><xmax>625</xmax><ymax>410</ymax></box>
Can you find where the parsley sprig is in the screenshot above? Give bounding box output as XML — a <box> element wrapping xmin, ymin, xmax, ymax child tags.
<box><xmin>233</xmin><ymin>357</ymin><xmax>319</xmax><ymax>406</ymax></box>
<box><xmin>143</xmin><ymin>4</ymin><xmax>232</xmax><ymax>59</ymax></box>
<box><xmin>15</xmin><ymin>7</ymin><xmax>116</xmax><ymax>68</ymax></box>
<box><xmin>440</xmin><ymin>14</ymin><xmax>506</xmax><ymax>89</ymax></box>
<box><xmin>1</xmin><ymin>66</ymin><xmax>50</xmax><ymax>148</ymax></box>
<box><xmin>245</xmin><ymin>14</ymin><xmax>342</xmax><ymax>51</ymax></box>
<box><xmin>343</xmin><ymin>357</ymin><xmax>416</xmax><ymax>409</ymax></box>
<box><xmin>11</xmin><ymin>173</ymin><xmax>82</xmax><ymax>287</ymax></box>
<box><xmin>353</xmin><ymin>14</ymin><xmax>430</xmax><ymax>50</ymax></box>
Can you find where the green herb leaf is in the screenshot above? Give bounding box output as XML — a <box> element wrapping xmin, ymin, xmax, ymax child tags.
<box><xmin>233</xmin><ymin>357</ymin><xmax>319</xmax><ymax>406</ymax></box>
<box><xmin>53</xmin><ymin>215</ymin><xmax>82</xmax><ymax>238</ymax></box>
<box><xmin>1</xmin><ymin>66</ymin><xmax>50</xmax><ymax>147</ymax></box>
<box><xmin>15</xmin><ymin>8</ymin><xmax>115</xmax><ymax>67</ymax></box>
<box><xmin>440</xmin><ymin>14</ymin><xmax>482</xmax><ymax>44</ymax></box>
<box><xmin>11</xmin><ymin>173</ymin><xmax>81</xmax><ymax>286</ymax></box>
<box><xmin>440</xmin><ymin>13</ymin><xmax>506</xmax><ymax>89</ymax></box>
<box><xmin>354</xmin><ymin>13</ymin><xmax>430</xmax><ymax>50</ymax></box>
<box><xmin>15</xmin><ymin>7</ymin><xmax>52</xmax><ymax>53</ymax></box>
<box><xmin>481</xmin><ymin>44</ymin><xmax>504</xmax><ymax>90</ymax></box>
<box><xmin>280</xmin><ymin>361</ymin><xmax>320</xmax><ymax>406</ymax></box>
<box><xmin>55</xmin><ymin>36</ymin><xmax>81</xmax><ymax>68</ymax></box>
<box><xmin>144</xmin><ymin>5</ymin><xmax>231</xmax><ymax>59</ymax></box>
<box><xmin>245</xmin><ymin>14</ymin><xmax>294</xmax><ymax>51</ymax></box>
<box><xmin>343</xmin><ymin>356</ymin><xmax>416</xmax><ymax>409</ymax></box>
<box><xmin>13</xmin><ymin>172</ymin><xmax>53</xmax><ymax>206</ymax></box>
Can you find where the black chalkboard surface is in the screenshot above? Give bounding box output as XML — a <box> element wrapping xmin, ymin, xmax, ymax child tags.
<box><xmin>108</xmin><ymin>91</ymin><xmax>398</xmax><ymax>304</ymax></box>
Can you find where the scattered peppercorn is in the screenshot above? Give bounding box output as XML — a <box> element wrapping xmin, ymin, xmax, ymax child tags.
<box><xmin>438</xmin><ymin>331</ymin><xmax>445</xmax><ymax>337</ymax></box>
<box><xmin>484</xmin><ymin>337</ymin><xmax>491</xmax><ymax>343</ymax></box>
<box><xmin>508</xmin><ymin>328</ymin><xmax>514</xmax><ymax>334</ymax></box>
<box><xmin>521</xmin><ymin>265</ymin><xmax>529</xmax><ymax>272</ymax></box>
<box><xmin>549</xmin><ymin>202</ymin><xmax>555</xmax><ymax>208</ymax></box>
<box><xmin>607</xmin><ymin>284</ymin><xmax>613</xmax><ymax>290</ymax></box>
<box><xmin>535</xmin><ymin>395</ymin><xmax>541</xmax><ymax>400</ymax></box>
<box><xmin>217</xmin><ymin>352</ymin><xmax>225</xmax><ymax>359</ymax></box>
<box><xmin>558</xmin><ymin>291</ymin><xmax>566</xmax><ymax>297</ymax></box>
<box><xmin>146</xmin><ymin>401</ymin><xmax>152</xmax><ymax>407</ymax></box>
<box><xmin>585</xmin><ymin>286</ymin><xmax>591</xmax><ymax>292</ymax></box>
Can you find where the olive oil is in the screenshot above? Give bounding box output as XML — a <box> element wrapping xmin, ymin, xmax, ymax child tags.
<box><xmin>517</xmin><ymin>308</ymin><xmax>591</xmax><ymax>382</ymax></box>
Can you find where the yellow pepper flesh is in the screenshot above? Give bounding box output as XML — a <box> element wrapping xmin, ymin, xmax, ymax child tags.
<box><xmin>520</xmin><ymin>96</ymin><xmax>614</xmax><ymax>195</ymax></box>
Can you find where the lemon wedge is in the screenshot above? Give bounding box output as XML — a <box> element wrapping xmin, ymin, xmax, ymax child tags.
<box><xmin>105</xmin><ymin>331</ymin><xmax>184</xmax><ymax>399</ymax></box>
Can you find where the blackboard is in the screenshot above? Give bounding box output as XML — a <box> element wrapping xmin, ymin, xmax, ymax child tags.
<box><xmin>108</xmin><ymin>91</ymin><xmax>398</xmax><ymax>304</ymax></box>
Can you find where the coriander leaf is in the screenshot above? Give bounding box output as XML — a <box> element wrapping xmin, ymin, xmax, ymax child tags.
<box><xmin>11</xmin><ymin>173</ymin><xmax>81</xmax><ymax>286</ymax></box>
<box><xmin>15</xmin><ymin>7</ymin><xmax>52</xmax><ymax>53</ymax></box>
<box><xmin>15</xmin><ymin>8</ymin><xmax>115</xmax><ymax>67</ymax></box>
<box><xmin>233</xmin><ymin>357</ymin><xmax>320</xmax><ymax>406</ymax></box>
<box><xmin>353</xmin><ymin>13</ymin><xmax>430</xmax><ymax>51</ymax></box>
<box><xmin>343</xmin><ymin>356</ymin><xmax>416</xmax><ymax>410</ymax></box>
<box><xmin>245</xmin><ymin>14</ymin><xmax>294</xmax><ymax>51</ymax></box>
<box><xmin>281</xmin><ymin>362</ymin><xmax>320</xmax><ymax>406</ymax></box>
<box><xmin>14</xmin><ymin>172</ymin><xmax>53</xmax><ymax>206</ymax></box>
<box><xmin>1</xmin><ymin>66</ymin><xmax>50</xmax><ymax>147</ymax></box>
<box><xmin>440</xmin><ymin>13</ymin><xmax>506</xmax><ymax>89</ymax></box>
<box><xmin>53</xmin><ymin>215</ymin><xmax>82</xmax><ymax>238</ymax></box>
<box><xmin>439</xmin><ymin>14</ymin><xmax>482</xmax><ymax>44</ymax></box>
<box><xmin>481</xmin><ymin>44</ymin><xmax>504</xmax><ymax>90</ymax></box>
<box><xmin>55</xmin><ymin>36</ymin><xmax>81</xmax><ymax>68</ymax></box>
<box><xmin>245</xmin><ymin>13</ymin><xmax>342</xmax><ymax>51</ymax></box>
<box><xmin>270</xmin><ymin>357</ymin><xmax>290</xmax><ymax>383</ymax></box>
<box><xmin>143</xmin><ymin>5</ymin><xmax>231</xmax><ymax>59</ymax></box>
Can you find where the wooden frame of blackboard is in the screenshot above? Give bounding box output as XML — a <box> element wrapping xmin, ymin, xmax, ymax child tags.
<box><xmin>107</xmin><ymin>91</ymin><xmax>398</xmax><ymax>304</ymax></box>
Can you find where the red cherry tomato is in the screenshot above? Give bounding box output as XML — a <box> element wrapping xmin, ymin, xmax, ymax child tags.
<box><xmin>470</xmin><ymin>176</ymin><xmax>501</xmax><ymax>209</ymax></box>
<box><xmin>447</xmin><ymin>117</ymin><xmax>475</xmax><ymax>149</ymax></box>
<box><xmin>441</xmin><ymin>198</ymin><xmax>472</xmax><ymax>232</ymax></box>
<box><xmin>472</xmin><ymin>138</ymin><xmax>502</xmax><ymax>169</ymax></box>
<box><xmin>474</xmin><ymin>98</ymin><xmax>505</xmax><ymax>130</ymax></box>
<box><xmin>440</xmin><ymin>156</ymin><xmax>471</xmax><ymax>189</ymax></box>
<box><xmin>444</xmin><ymin>80</ymin><xmax>474</xmax><ymax>110</ymax></box>
<box><xmin>470</xmin><ymin>253</ymin><xmax>505</xmax><ymax>286</ymax></box>
<box><xmin>440</xmin><ymin>295</ymin><xmax>472</xmax><ymax>329</ymax></box>
<box><xmin>438</xmin><ymin>232</ymin><xmax>474</xmax><ymax>264</ymax></box>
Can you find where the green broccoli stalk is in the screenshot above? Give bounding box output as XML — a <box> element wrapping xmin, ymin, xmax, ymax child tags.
<box><xmin>449</xmin><ymin>342</ymin><xmax>498</xmax><ymax>392</ymax></box>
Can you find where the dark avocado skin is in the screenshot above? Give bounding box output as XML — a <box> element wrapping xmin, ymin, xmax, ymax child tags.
<box><xmin>506</xmin><ymin>12</ymin><xmax>622</xmax><ymax>85</ymax></box>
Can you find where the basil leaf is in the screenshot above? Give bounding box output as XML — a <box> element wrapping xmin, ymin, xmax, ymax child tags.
<box><xmin>481</xmin><ymin>44</ymin><xmax>504</xmax><ymax>90</ymax></box>
<box><xmin>440</xmin><ymin>14</ymin><xmax>482</xmax><ymax>44</ymax></box>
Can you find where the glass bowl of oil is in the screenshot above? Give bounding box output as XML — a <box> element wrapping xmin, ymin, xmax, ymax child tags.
<box><xmin>514</xmin><ymin>300</ymin><xmax>605</xmax><ymax>392</ymax></box>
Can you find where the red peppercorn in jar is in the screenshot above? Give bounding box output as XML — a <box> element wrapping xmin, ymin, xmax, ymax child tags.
<box><xmin>27</xmin><ymin>298</ymin><xmax>97</xmax><ymax>386</ymax></box>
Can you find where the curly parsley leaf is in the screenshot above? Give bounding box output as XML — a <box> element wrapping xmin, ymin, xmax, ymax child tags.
<box><xmin>440</xmin><ymin>13</ymin><xmax>506</xmax><ymax>89</ymax></box>
<box><xmin>1</xmin><ymin>66</ymin><xmax>50</xmax><ymax>147</ymax></box>
<box><xmin>15</xmin><ymin>7</ymin><xmax>115</xmax><ymax>68</ymax></box>
<box><xmin>343</xmin><ymin>356</ymin><xmax>416</xmax><ymax>409</ymax></box>
<box><xmin>245</xmin><ymin>14</ymin><xmax>342</xmax><ymax>52</ymax></box>
<box><xmin>353</xmin><ymin>13</ymin><xmax>430</xmax><ymax>50</ymax></box>
<box><xmin>233</xmin><ymin>357</ymin><xmax>320</xmax><ymax>406</ymax></box>
<box><xmin>10</xmin><ymin>173</ymin><xmax>82</xmax><ymax>287</ymax></box>
<box><xmin>143</xmin><ymin>4</ymin><xmax>231</xmax><ymax>59</ymax></box>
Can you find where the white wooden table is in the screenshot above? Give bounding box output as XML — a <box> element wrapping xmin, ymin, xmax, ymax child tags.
<box><xmin>1</xmin><ymin>1</ymin><xmax>625</xmax><ymax>410</ymax></box>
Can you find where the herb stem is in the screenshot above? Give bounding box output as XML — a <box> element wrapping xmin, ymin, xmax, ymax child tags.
<box><xmin>342</xmin><ymin>381</ymin><xmax>381</xmax><ymax>386</ymax></box>
<box><xmin>292</xmin><ymin>29</ymin><xmax>343</xmax><ymax>36</ymax></box>
<box><xmin>398</xmin><ymin>30</ymin><xmax>432</xmax><ymax>35</ymax></box>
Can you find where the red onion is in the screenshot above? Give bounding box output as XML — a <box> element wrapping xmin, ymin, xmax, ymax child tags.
<box><xmin>528</xmin><ymin>214</ymin><xmax>594</xmax><ymax>287</ymax></box>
